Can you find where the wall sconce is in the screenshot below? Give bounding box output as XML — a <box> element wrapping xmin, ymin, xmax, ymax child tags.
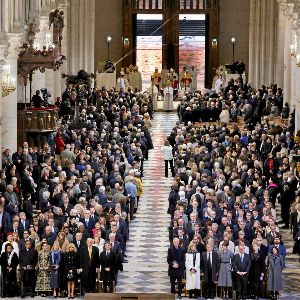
<box><xmin>296</xmin><ymin>54</ymin><xmax>300</xmax><ymax>67</ymax></box>
<box><xmin>230</xmin><ymin>37</ymin><xmax>236</xmax><ymax>62</ymax></box>
<box><xmin>107</xmin><ymin>36</ymin><xmax>112</xmax><ymax>60</ymax></box>
<box><xmin>212</xmin><ymin>38</ymin><xmax>218</xmax><ymax>46</ymax></box>
<box><xmin>124</xmin><ymin>37</ymin><xmax>129</xmax><ymax>45</ymax></box>
<box><xmin>290</xmin><ymin>44</ymin><xmax>296</xmax><ymax>56</ymax></box>
<box><xmin>1</xmin><ymin>64</ymin><xmax>16</xmax><ymax>97</ymax></box>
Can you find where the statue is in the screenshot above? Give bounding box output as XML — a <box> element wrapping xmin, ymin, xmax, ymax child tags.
<box><xmin>26</xmin><ymin>22</ymin><xmax>39</xmax><ymax>49</ymax></box>
<box><xmin>49</xmin><ymin>9</ymin><xmax>64</xmax><ymax>48</ymax></box>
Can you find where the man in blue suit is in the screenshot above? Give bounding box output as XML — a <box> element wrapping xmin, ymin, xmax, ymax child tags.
<box><xmin>233</xmin><ymin>244</ymin><xmax>251</xmax><ymax>300</ymax></box>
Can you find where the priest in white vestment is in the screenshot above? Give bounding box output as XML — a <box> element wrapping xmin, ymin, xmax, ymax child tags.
<box><xmin>148</xmin><ymin>82</ymin><xmax>158</xmax><ymax>111</ymax></box>
<box><xmin>132</xmin><ymin>66</ymin><xmax>142</xmax><ymax>91</ymax></box>
<box><xmin>215</xmin><ymin>75</ymin><xmax>224</xmax><ymax>94</ymax></box>
<box><xmin>163</xmin><ymin>80</ymin><xmax>173</xmax><ymax>111</ymax></box>
<box><xmin>190</xmin><ymin>66</ymin><xmax>197</xmax><ymax>92</ymax></box>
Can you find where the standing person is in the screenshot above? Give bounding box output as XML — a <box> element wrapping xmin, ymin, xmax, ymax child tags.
<box><xmin>190</xmin><ymin>66</ymin><xmax>197</xmax><ymax>92</ymax></box>
<box><xmin>79</xmin><ymin>238</ymin><xmax>100</xmax><ymax>295</ymax></box>
<box><xmin>218</xmin><ymin>240</ymin><xmax>234</xmax><ymax>299</ymax></box>
<box><xmin>249</xmin><ymin>243</ymin><xmax>265</xmax><ymax>300</ymax></box>
<box><xmin>167</xmin><ymin>237</ymin><xmax>185</xmax><ymax>299</ymax></box>
<box><xmin>64</xmin><ymin>243</ymin><xmax>78</xmax><ymax>299</ymax></box>
<box><xmin>201</xmin><ymin>242</ymin><xmax>220</xmax><ymax>299</ymax></box>
<box><xmin>267</xmin><ymin>246</ymin><xmax>284</xmax><ymax>300</ymax></box>
<box><xmin>215</xmin><ymin>74</ymin><xmax>224</xmax><ymax>94</ymax></box>
<box><xmin>163</xmin><ymin>80</ymin><xmax>174</xmax><ymax>111</ymax></box>
<box><xmin>99</xmin><ymin>242</ymin><xmax>117</xmax><ymax>293</ymax></box>
<box><xmin>50</xmin><ymin>243</ymin><xmax>62</xmax><ymax>298</ymax></box>
<box><xmin>20</xmin><ymin>240</ymin><xmax>38</xmax><ymax>298</ymax></box>
<box><xmin>0</xmin><ymin>243</ymin><xmax>19</xmax><ymax>297</ymax></box>
<box><xmin>35</xmin><ymin>242</ymin><xmax>52</xmax><ymax>297</ymax></box>
<box><xmin>124</xmin><ymin>175</ymin><xmax>137</xmax><ymax>221</ymax></box>
<box><xmin>185</xmin><ymin>242</ymin><xmax>201</xmax><ymax>299</ymax></box>
<box><xmin>161</xmin><ymin>140</ymin><xmax>175</xmax><ymax>178</ymax></box>
<box><xmin>232</xmin><ymin>244</ymin><xmax>251</xmax><ymax>300</ymax></box>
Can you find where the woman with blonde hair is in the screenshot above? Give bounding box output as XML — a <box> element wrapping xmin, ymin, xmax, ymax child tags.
<box><xmin>54</xmin><ymin>231</ymin><xmax>70</xmax><ymax>252</ymax></box>
<box><xmin>143</xmin><ymin>112</ymin><xmax>152</xmax><ymax>129</ymax></box>
<box><xmin>185</xmin><ymin>242</ymin><xmax>201</xmax><ymax>298</ymax></box>
<box><xmin>64</xmin><ymin>243</ymin><xmax>78</xmax><ymax>299</ymax></box>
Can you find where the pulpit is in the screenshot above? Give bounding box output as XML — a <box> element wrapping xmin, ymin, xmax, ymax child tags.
<box><xmin>17</xmin><ymin>106</ymin><xmax>58</xmax><ymax>147</ymax></box>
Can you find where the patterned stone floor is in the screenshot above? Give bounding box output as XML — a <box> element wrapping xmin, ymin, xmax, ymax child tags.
<box><xmin>116</xmin><ymin>112</ymin><xmax>178</xmax><ymax>294</ymax></box>
<box><xmin>116</xmin><ymin>112</ymin><xmax>300</xmax><ymax>299</ymax></box>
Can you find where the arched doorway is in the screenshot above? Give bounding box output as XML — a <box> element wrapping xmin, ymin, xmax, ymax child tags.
<box><xmin>123</xmin><ymin>0</ymin><xmax>219</xmax><ymax>88</ymax></box>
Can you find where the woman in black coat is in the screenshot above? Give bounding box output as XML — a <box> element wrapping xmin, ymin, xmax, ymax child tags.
<box><xmin>0</xmin><ymin>243</ymin><xmax>19</xmax><ymax>297</ymax></box>
<box><xmin>249</xmin><ymin>243</ymin><xmax>265</xmax><ymax>299</ymax></box>
<box><xmin>64</xmin><ymin>243</ymin><xmax>78</xmax><ymax>299</ymax></box>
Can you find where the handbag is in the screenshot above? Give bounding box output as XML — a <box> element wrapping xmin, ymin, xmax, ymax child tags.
<box><xmin>67</xmin><ymin>271</ymin><xmax>74</xmax><ymax>280</ymax></box>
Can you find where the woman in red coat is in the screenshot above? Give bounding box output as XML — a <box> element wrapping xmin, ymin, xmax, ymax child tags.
<box><xmin>55</xmin><ymin>133</ymin><xmax>65</xmax><ymax>155</ymax></box>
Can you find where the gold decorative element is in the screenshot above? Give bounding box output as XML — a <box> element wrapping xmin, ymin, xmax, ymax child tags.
<box><xmin>1</xmin><ymin>65</ymin><xmax>16</xmax><ymax>97</ymax></box>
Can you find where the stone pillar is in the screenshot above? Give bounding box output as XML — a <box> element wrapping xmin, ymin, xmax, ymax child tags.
<box><xmin>69</xmin><ymin>0</ymin><xmax>95</xmax><ymax>74</ymax></box>
<box><xmin>0</xmin><ymin>31</ymin><xmax>9</xmax><ymax>162</ymax></box>
<box><xmin>283</xmin><ymin>18</ymin><xmax>292</xmax><ymax>106</ymax></box>
<box><xmin>2</xmin><ymin>33</ymin><xmax>22</xmax><ymax>152</ymax></box>
<box><xmin>275</xmin><ymin>8</ymin><xmax>285</xmax><ymax>88</ymax></box>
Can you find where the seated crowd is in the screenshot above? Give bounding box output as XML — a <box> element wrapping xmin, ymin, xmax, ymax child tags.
<box><xmin>0</xmin><ymin>86</ymin><xmax>153</xmax><ymax>298</ymax></box>
<box><xmin>166</xmin><ymin>77</ymin><xmax>299</xmax><ymax>300</ymax></box>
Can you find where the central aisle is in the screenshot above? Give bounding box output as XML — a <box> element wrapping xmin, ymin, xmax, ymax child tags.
<box><xmin>117</xmin><ymin>112</ymin><xmax>178</xmax><ymax>293</ymax></box>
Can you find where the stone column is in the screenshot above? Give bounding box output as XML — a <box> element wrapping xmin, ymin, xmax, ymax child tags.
<box><xmin>248</xmin><ymin>0</ymin><xmax>278</xmax><ymax>88</ymax></box>
<box><xmin>0</xmin><ymin>31</ymin><xmax>9</xmax><ymax>162</ymax></box>
<box><xmin>283</xmin><ymin>18</ymin><xmax>292</xmax><ymax>106</ymax></box>
<box><xmin>69</xmin><ymin>0</ymin><xmax>95</xmax><ymax>74</ymax></box>
<box><xmin>2</xmin><ymin>33</ymin><xmax>22</xmax><ymax>152</ymax></box>
<box><xmin>275</xmin><ymin>9</ymin><xmax>285</xmax><ymax>88</ymax></box>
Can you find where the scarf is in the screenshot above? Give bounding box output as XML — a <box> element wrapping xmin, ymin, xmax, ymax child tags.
<box><xmin>7</xmin><ymin>251</ymin><xmax>13</xmax><ymax>266</ymax></box>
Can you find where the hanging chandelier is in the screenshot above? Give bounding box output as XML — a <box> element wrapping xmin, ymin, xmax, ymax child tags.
<box><xmin>1</xmin><ymin>64</ymin><xmax>16</xmax><ymax>97</ymax></box>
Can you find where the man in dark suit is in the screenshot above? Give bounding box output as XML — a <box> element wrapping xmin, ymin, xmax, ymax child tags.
<box><xmin>19</xmin><ymin>240</ymin><xmax>38</xmax><ymax>298</ymax></box>
<box><xmin>79</xmin><ymin>210</ymin><xmax>95</xmax><ymax>236</ymax></box>
<box><xmin>291</xmin><ymin>203</ymin><xmax>300</xmax><ymax>238</ymax></box>
<box><xmin>19</xmin><ymin>230</ymin><xmax>35</xmax><ymax>251</ymax></box>
<box><xmin>99</xmin><ymin>242</ymin><xmax>117</xmax><ymax>293</ymax></box>
<box><xmin>79</xmin><ymin>238</ymin><xmax>100</xmax><ymax>294</ymax></box>
<box><xmin>201</xmin><ymin>242</ymin><xmax>219</xmax><ymax>299</ymax></box>
<box><xmin>19</xmin><ymin>212</ymin><xmax>30</xmax><ymax>231</ymax></box>
<box><xmin>167</xmin><ymin>238</ymin><xmax>185</xmax><ymax>299</ymax></box>
<box><xmin>233</xmin><ymin>244</ymin><xmax>251</xmax><ymax>300</ymax></box>
<box><xmin>74</xmin><ymin>232</ymin><xmax>86</xmax><ymax>252</ymax></box>
<box><xmin>0</xmin><ymin>205</ymin><xmax>11</xmax><ymax>240</ymax></box>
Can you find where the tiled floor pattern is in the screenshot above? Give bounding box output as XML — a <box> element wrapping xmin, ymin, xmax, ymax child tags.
<box><xmin>117</xmin><ymin>112</ymin><xmax>178</xmax><ymax>294</ymax></box>
<box><xmin>116</xmin><ymin>112</ymin><xmax>300</xmax><ymax>299</ymax></box>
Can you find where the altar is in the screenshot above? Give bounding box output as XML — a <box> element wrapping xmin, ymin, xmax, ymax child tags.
<box><xmin>96</xmin><ymin>72</ymin><xmax>116</xmax><ymax>90</ymax></box>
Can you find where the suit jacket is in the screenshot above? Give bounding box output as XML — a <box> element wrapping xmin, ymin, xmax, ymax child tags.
<box><xmin>19</xmin><ymin>238</ymin><xmax>35</xmax><ymax>251</ymax></box>
<box><xmin>74</xmin><ymin>240</ymin><xmax>86</xmax><ymax>252</ymax></box>
<box><xmin>291</xmin><ymin>211</ymin><xmax>300</xmax><ymax>238</ymax></box>
<box><xmin>167</xmin><ymin>246</ymin><xmax>185</xmax><ymax>277</ymax></box>
<box><xmin>19</xmin><ymin>219</ymin><xmax>30</xmax><ymax>231</ymax></box>
<box><xmin>99</xmin><ymin>251</ymin><xmax>116</xmax><ymax>281</ymax></box>
<box><xmin>79</xmin><ymin>246</ymin><xmax>100</xmax><ymax>281</ymax></box>
<box><xmin>233</xmin><ymin>253</ymin><xmax>251</xmax><ymax>274</ymax></box>
<box><xmin>19</xmin><ymin>247</ymin><xmax>38</xmax><ymax>268</ymax></box>
<box><xmin>79</xmin><ymin>217</ymin><xmax>95</xmax><ymax>234</ymax></box>
<box><xmin>201</xmin><ymin>251</ymin><xmax>220</xmax><ymax>282</ymax></box>
<box><xmin>0</xmin><ymin>211</ymin><xmax>11</xmax><ymax>233</ymax></box>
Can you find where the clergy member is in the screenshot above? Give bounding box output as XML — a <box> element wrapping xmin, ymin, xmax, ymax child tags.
<box><xmin>163</xmin><ymin>80</ymin><xmax>174</xmax><ymax>112</ymax></box>
<box><xmin>190</xmin><ymin>66</ymin><xmax>197</xmax><ymax>92</ymax></box>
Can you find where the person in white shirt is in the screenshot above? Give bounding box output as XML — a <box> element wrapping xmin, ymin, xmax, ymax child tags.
<box><xmin>1</xmin><ymin>233</ymin><xmax>19</xmax><ymax>257</ymax></box>
<box><xmin>116</xmin><ymin>72</ymin><xmax>128</xmax><ymax>91</ymax></box>
<box><xmin>161</xmin><ymin>140</ymin><xmax>175</xmax><ymax>178</ymax></box>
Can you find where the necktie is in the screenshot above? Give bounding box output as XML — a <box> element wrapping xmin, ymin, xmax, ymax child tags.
<box><xmin>208</xmin><ymin>252</ymin><xmax>212</xmax><ymax>269</ymax></box>
<box><xmin>23</xmin><ymin>220</ymin><xmax>25</xmax><ymax>228</ymax></box>
<box><xmin>88</xmin><ymin>248</ymin><xmax>92</xmax><ymax>261</ymax></box>
<box><xmin>241</xmin><ymin>254</ymin><xmax>243</xmax><ymax>263</ymax></box>
<box><xmin>14</xmin><ymin>228</ymin><xmax>17</xmax><ymax>233</ymax></box>
<box><xmin>106</xmin><ymin>251</ymin><xmax>109</xmax><ymax>256</ymax></box>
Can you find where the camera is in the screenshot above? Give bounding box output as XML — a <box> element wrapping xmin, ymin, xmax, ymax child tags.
<box><xmin>41</xmin><ymin>88</ymin><xmax>51</xmax><ymax>104</ymax></box>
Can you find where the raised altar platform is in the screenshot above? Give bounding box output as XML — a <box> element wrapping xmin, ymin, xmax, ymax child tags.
<box><xmin>85</xmin><ymin>293</ymin><xmax>175</xmax><ymax>300</ymax></box>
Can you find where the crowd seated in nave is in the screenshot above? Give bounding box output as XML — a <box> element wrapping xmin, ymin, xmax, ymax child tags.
<box><xmin>0</xmin><ymin>69</ymin><xmax>299</xmax><ymax>300</ymax></box>
<box><xmin>165</xmin><ymin>77</ymin><xmax>300</xmax><ymax>299</ymax></box>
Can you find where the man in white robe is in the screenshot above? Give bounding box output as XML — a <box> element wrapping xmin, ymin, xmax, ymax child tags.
<box><xmin>116</xmin><ymin>72</ymin><xmax>128</xmax><ymax>91</ymax></box>
<box><xmin>215</xmin><ymin>75</ymin><xmax>224</xmax><ymax>94</ymax></box>
<box><xmin>163</xmin><ymin>81</ymin><xmax>173</xmax><ymax>111</ymax></box>
<box><xmin>190</xmin><ymin>66</ymin><xmax>197</xmax><ymax>92</ymax></box>
<box><xmin>148</xmin><ymin>82</ymin><xmax>158</xmax><ymax>111</ymax></box>
<box><xmin>132</xmin><ymin>66</ymin><xmax>142</xmax><ymax>91</ymax></box>
<box><xmin>161</xmin><ymin>65</ymin><xmax>169</xmax><ymax>89</ymax></box>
